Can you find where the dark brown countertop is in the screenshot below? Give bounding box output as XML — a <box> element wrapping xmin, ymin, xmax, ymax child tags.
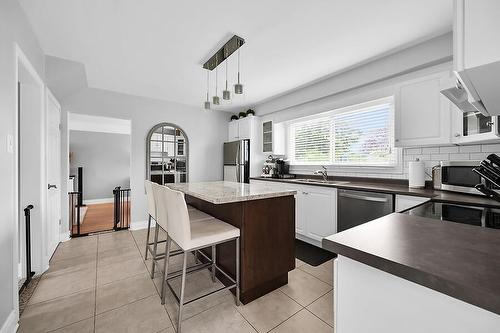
<box><xmin>322</xmin><ymin>213</ymin><xmax>500</xmax><ymax>315</ymax></box>
<box><xmin>250</xmin><ymin>176</ymin><xmax>500</xmax><ymax>208</ymax></box>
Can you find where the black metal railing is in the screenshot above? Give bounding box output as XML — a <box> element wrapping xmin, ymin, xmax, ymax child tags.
<box><xmin>19</xmin><ymin>205</ymin><xmax>35</xmax><ymax>293</ymax></box>
<box><xmin>69</xmin><ymin>191</ymin><xmax>82</xmax><ymax>237</ymax></box>
<box><xmin>113</xmin><ymin>187</ymin><xmax>131</xmax><ymax>230</ymax></box>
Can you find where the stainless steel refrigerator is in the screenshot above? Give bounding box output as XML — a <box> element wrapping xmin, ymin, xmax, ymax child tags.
<box><xmin>223</xmin><ymin>139</ymin><xmax>250</xmax><ymax>183</ymax></box>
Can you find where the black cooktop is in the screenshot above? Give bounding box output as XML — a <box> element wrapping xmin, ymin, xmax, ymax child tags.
<box><xmin>404</xmin><ymin>201</ymin><xmax>500</xmax><ymax>229</ymax></box>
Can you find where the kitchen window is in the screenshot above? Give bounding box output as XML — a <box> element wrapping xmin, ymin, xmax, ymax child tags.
<box><xmin>288</xmin><ymin>97</ymin><xmax>396</xmax><ymax>167</ymax></box>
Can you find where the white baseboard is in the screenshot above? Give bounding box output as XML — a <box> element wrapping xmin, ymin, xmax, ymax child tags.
<box><xmin>60</xmin><ymin>231</ymin><xmax>71</xmax><ymax>242</ymax></box>
<box><xmin>0</xmin><ymin>309</ymin><xmax>18</xmax><ymax>333</ymax></box>
<box><xmin>130</xmin><ymin>220</ymin><xmax>149</xmax><ymax>230</ymax></box>
<box><xmin>83</xmin><ymin>197</ymin><xmax>114</xmax><ymax>205</ymax></box>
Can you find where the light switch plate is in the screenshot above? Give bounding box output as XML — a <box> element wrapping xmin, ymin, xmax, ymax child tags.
<box><xmin>6</xmin><ymin>134</ymin><xmax>14</xmax><ymax>154</ymax></box>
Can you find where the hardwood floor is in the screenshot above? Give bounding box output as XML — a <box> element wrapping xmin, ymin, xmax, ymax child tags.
<box><xmin>72</xmin><ymin>203</ymin><xmax>115</xmax><ymax>234</ymax></box>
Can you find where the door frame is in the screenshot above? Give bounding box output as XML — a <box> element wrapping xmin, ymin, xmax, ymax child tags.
<box><xmin>45</xmin><ymin>88</ymin><xmax>62</xmax><ymax>259</ymax></box>
<box><xmin>13</xmin><ymin>43</ymin><xmax>46</xmax><ymax>320</ymax></box>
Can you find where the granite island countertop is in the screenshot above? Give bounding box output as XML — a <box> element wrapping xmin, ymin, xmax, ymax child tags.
<box><xmin>322</xmin><ymin>213</ymin><xmax>500</xmax><ymax>315</ymax></box>
<box><xmin>167</xmin><ymin>181</ymin><xmax>297</xmax><ymax>204</ymax></box>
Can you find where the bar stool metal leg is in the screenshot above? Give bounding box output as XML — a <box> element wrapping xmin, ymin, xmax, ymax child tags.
<box><xmin>144</xmin><ymin>215</ymin><xmax>152</xmax><ymax>260</ymax></box>
<box><xmin>211</xmin><ymin>245</ymin><xmax>216</xmax><ymax>282</ymax></box>
<box><xmin>161</xmin><ymin>236</ymin><xmax>171</xmax><ymax>305</ymax></box>
<box><xmin>235</xmin><ymin>237</ymin><xmax>240</xmax><ymax>306</ymax></box>
<box><xmin>177</xmin><ymin>252</ymin><xmax>188</xmax><ymax>333</ymax></box>
<box><xmin>150</xmin><ymin>223</ymin><xmax>159</xmax><ymax>279</ymax></box>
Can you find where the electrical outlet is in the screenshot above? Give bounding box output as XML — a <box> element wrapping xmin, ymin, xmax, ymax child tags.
<box><xmin>6</xmin><ymin>134</ymin><xmax>14</xmax><ymax>154</ymax></box>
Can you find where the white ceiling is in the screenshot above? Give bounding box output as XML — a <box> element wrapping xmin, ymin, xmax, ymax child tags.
<box><xmin>19</xmin><ymin>0</ymin><xmax>452</xmax><ymax>112</ymax></box>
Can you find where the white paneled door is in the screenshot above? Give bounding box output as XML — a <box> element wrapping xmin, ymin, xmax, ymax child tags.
<box><xmin>46</xmin><ymin>89</ymin><xmax>61</xmax><ymax>258</ymax></box>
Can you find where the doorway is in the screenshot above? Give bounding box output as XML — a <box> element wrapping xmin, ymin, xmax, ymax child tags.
<box><xmin>67</xmin><ymin>114</ymin><xmax>131</xmax><ymax>236</ymax></box>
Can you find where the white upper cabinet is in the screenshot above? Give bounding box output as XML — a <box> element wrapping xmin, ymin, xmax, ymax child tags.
<box><xmin>455</xmin><ymin>0</ymin><xmax>500</xmax><ymax>71</ymax></box>
<box><xmin>228</xmin><ymin>121</ymin><xmax>239</xmax><ymax>141</ymax></box>
<box><xmin>227</xmin><ymin>116</ymin><xmax>255</xmax><ymax>141</ymax></box>
<box><xmin>261</xmin><ymin>119</ymin><xmax>285</xmax><ymax>155</ymax></box>
<box><xmin>395</xmin><ymin>71</ymin><xmax>454</xmax><ymax>147</ymax></box>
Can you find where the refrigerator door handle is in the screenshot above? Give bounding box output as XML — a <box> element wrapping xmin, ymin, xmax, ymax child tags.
<box><xmin>236</xmin><ymin>164</ymin><xmax>240</xmax><ymax>182</ymax></box>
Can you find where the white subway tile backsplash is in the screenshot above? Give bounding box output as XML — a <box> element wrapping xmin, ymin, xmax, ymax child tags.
<box><xmin>469</xmin><ymin>152</ymin><xmax>488</xmax><ymax>160</ymax></box>
<box><xmin>430</xmin><ymin>154</ymin><xmax>449</xmax><ymax>161</ymax></box>
<box><xmin>404</xmin><ymin>148</ymin><xmax>422</xmax><ymax>154</ymax></box>
<box><xmin>481</xmin><ymin>144</ymin><xmax>500</xmax><ymax>153</ymax></box>
<box><xmin>295</xmin><ymin>144</ymin><xmax>492</xmax><ymax>181</ymax></box>
<box><xmin>439</xmin><ymin>146</ymin><xmax>459</xmax><ymax>153</ymax></box>
<box><xmin>449</xmin><ymin>153</ymin><xmax>470</xmax><ymax>160</ymax></box>
<box><xmin>459</xmin><ymin>145</ymin><xmax>481</xmax><ymax>153</ymax></box>
<box><xmin>421</xmin><ymin>147</ymin><xmax>440</xmax><ymax>154</ymax></box>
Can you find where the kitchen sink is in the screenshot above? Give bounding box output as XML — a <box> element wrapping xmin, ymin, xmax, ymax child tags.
<box><xmin>293</xmin><ymin>179</ymin><xmax>350</xmax><ymax>185</ymax></box>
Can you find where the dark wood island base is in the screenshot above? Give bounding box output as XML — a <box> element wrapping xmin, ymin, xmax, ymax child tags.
<box><xmin>186</xmin><ymin>194</ymin><xmax>295</xmax><ymax>304</ymax></box>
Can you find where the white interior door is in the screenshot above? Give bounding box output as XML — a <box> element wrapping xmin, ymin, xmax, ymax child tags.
<box><xmin>46</xmin><ymin>89</ymin><xmax>61</xmax><ymax>258</ymax></box>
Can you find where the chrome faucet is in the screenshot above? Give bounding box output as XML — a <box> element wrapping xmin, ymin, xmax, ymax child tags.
<box><xmin>314</xmin><ymin>165</ymin><xmax>328</xmax><ymax>181</ymax></box>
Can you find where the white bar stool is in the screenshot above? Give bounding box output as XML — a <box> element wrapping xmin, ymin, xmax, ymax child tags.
<box><xmin>149</xmin><ymin>183</ymin><xmax>215</xmax><ymax>281</ymax></box>
<box><xmin>158</xmin><ymin>186</ymin><xmax>240</xmax><ymax>333</ymax></box>
<box><xmin>144</xmin><ymin>180</ymin><xmax>198</xmax><ymax>261</ymax></box>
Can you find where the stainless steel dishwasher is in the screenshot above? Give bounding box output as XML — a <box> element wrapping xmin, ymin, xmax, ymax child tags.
<box><xmin>337</xmin><ymin>189</ymin><xmax>394</xmax><ymax>232</ymax></box>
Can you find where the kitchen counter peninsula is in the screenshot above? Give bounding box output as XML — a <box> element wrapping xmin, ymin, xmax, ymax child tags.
<box><xmin>167</xmin><ymin>181</ymin><xmax>297</xmax><ymax>304</ymax></box>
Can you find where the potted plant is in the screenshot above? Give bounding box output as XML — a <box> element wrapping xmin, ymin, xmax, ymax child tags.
<box><xmin>238</xmin><ymin>111</ymin><xmax>247</xmax><ymax>119</ymax></box>
<box><xmin>246</xmin><ymin>109</ymin><xmax>255</xmax><ymax>116</ymax></box>
<box><xmin>230</xmin><ymin>115</ymin><xmax>238</xmax><ymax>121</ymax></box>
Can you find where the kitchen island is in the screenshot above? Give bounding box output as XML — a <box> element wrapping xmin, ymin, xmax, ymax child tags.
<box><xmin>167</xmin><ymin>181</ymin><xmax>296</xmax><ymax>304</ymax></box>
<box><xmin>323</xmin><ymin>213</ymin><xmax>500</xmax><ymax>333</ymax></box>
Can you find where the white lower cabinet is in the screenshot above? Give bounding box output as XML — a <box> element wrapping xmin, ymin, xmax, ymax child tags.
<box><xmin>250</xmin><ymin>179</ymin><xmax>337</xmax><ymax>247</ymax></box>
<box><xmin>296</xmin><ymin>185</ymin><xmax>337</xmax><ymax>244</ymax></box>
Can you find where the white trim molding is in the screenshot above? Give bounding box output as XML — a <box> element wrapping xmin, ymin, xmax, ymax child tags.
<box><xmin>130</xmin><ymin>220</ymin><xmax>149</xmax><ymax>230</ymax></box>
<box><xmin>0</xmin><ymin>309</ymin><xmax>19</xmax><ymax>333</ymax></box>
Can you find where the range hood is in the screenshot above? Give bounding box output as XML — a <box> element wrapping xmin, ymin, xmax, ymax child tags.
<box><xmin>441</xmin><ymin>60</ymin><xmax>500</xmax><ymax>116</ymax></box>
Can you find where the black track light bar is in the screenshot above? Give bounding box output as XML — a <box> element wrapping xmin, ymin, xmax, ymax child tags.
<box><xmin>203</xmin><ymin>35</ymin><xmax>245</xmax><ymax>71</ymax></box>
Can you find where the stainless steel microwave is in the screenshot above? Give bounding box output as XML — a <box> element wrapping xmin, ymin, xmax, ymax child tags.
<box><xmin>433</xmin><ymin>161</ymin><xmax>484</xmax><ymax>195</ymax></box>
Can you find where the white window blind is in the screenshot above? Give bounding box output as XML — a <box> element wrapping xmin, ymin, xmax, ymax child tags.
<box><xmin>290</xmin><ymin>117</ymin><xmax>332</xmax><ymax>163</ymax></box>
<box><xmin>288</xmin><ymin>98</ymin><xmax>396</xmax><ymax>166</ymax></box>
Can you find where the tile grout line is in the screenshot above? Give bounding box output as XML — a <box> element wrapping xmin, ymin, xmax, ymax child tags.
<box><xmin>130</xmin><ymin>230</ymin><xmax>177</xmax><ymax>330</ymax></box>
<box><xmin>304</xmin><ymin>307</ymin><xmax>334</xmax><ymax>329</ymax></box>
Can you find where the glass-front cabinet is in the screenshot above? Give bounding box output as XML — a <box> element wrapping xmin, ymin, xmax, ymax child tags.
<box><xmin>146</xmin><ymin>123</ymin><xmax>188</xmax><ymax>185</ymax></box>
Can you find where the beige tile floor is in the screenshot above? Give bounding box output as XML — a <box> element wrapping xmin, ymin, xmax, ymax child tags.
<box><xmin>19</xmin><ymin>229</ymin><xmax>334</xmax><ymax>333</ymax></box>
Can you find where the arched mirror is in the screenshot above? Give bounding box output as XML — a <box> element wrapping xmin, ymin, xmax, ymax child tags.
<box><xmin>146</xmin><ymin>123</ymin><xmax>188</xmax><ymax>185</ymax></box>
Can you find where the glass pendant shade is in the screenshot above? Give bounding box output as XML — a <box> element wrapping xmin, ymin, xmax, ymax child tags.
<box><xmin>234</xmin><ymin>82</ymin><xmax>243</xmax><ymax>95</ymax></box>
<box><xmin>204</xmin><ymin>100</ymin><xmax>211</xmax><ymax>109</ymax></box>
<box><xmin>212</xmin><ymin>96</ymin><xmax>220</xmax><ymax>105</ymax></box>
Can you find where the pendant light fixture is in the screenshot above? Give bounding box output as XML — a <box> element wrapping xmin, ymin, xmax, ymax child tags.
<box><xmin>202</xmin><ymin>35</ymin><xmax>245</xmax><ymax>106</ymax></box>
<box><xmin>222</xmin><ymin>58</ymin><xmax>230</xmax><ymax>100</ymax></box>
<box><xmin>204</xmin><ymin>70</ymin><xmax>211</xmax><ymax>110</ymax></box>
<box><xmin>234</xmin><ymin>49</ymin><xmax>243</xmax><ymax>95</ymax></box>
<box><xmin>212</xmin><ymin>54</ymin><xmax>220</xmax><ymax>105</ymax></box>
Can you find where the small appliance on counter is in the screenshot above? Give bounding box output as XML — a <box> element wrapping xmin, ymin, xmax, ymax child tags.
<box><xmin>432</xmin><ymin>160</ymin><xmax>483</xmax><ymax>195</ymax></box>
<box><xmin>261</xmin><ymin>155</ymin><xmax>292</xmax><ymax>179</ymax></box>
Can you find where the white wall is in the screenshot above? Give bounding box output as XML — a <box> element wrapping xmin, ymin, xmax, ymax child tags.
<box><xmin>0</xmin><ymin>0</ymin><xmax>45</xmax><ymax>330</ymax></box>
<box><xmin>60</xmin><ymin>88</ymin><xmax>228</xmax><ymax>230</ymax></box>
<box><xmin>70</xmin><ymin>131</ymin><xmax>131</xmax><ymax>201</ymax></box>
